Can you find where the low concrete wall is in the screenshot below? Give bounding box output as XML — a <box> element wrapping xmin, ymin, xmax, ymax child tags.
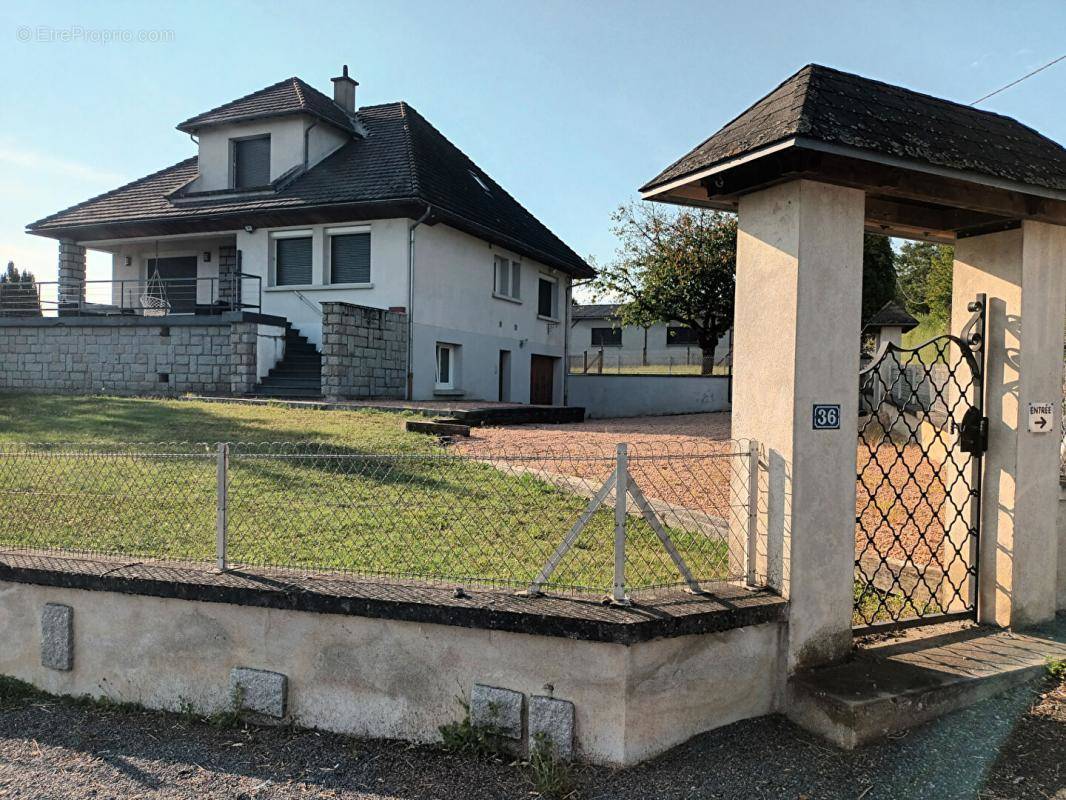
<box><xmin>0</xmin><ymin>580</ymin><xmax>784</xmax><ymax>766</ymax></box>
<box><xmin>0</xmin><ymin>314</ymin><xmax>277</xmax><ymax>397</ymax></box>
<box><xmin>321</xmin><ymin>302</ymin><xmax>408</xmax><ymax>401</ymax></box>
<box><xmin>567</xmin><ymin>374</ymin><xmax>731</xmax><ymax>418</ymax></box>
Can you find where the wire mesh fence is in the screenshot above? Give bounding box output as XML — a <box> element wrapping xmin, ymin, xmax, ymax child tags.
<box><xmin>568</xmin><ymin>347</ymin><xmax>732</xmax><ymax>376</ymax></box>
<box><xmin>0</xmin><ymin>439</ymin><xmax>762</xmax><ymax>599</ymax></box>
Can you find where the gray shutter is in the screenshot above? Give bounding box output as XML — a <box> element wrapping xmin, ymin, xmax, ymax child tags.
<box><xmin>235</xmin><ymin>137</ymin><xmax>271</xmax><ymax>188</ymax></box>
<box><xmin>330</xmin><ymin>233</ymin><xmax>371</xmax><ymax>284</ymax></box>
<box><xmin>276</xmin><ymin>237</ymin><xmax>312</xmax><ymax>286</ymax></box>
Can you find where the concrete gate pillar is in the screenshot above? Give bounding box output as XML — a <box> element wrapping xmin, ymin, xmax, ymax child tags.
<box><xmin>952</xmin><ymin>221</ymin><xmax>1066</xmax><ymax>628</ymax></box>
<box><xmin>734</xmin><ymin>179</ymin><xmax>866</xmax><ymax>670</ymax></box>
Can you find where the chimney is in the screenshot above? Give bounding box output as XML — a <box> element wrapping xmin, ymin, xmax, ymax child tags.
<box><xmin>331</xmin><ymin>65</ymin><xmax>358</xmax><ymax>113</ymax></box>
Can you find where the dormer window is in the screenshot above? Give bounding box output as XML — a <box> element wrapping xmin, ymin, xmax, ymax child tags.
<box><xmin>231</xmin><ymin>135</ymin><xmax>271</xmax><ymax>189</ymax></box>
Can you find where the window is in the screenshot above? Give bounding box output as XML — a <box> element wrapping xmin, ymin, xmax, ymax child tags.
<box><xmin>494</xmin><ymin>255</ymin><xmax>520</xmax><ymax>301</ymax></box>
<box><xmin>329</xmin><ymin>230</ymin><xmax>371</xmax><ymax>284</ymax></box>
<box><xmin>537</xmin><ymin>275</ymin><xmax>557</xmax><ymax>319</ymax></box>
<box><xmin>273</xmin><ymin>233</ymin><xmax>312</xmax><ymax>286</ymax></box>
<box><xmin>232</xmin><ymin>136</ymin><xmax>270</xmax><ymax>189</ymax></box>
<box><xmin>591</xmin><ymin>327</ymin><xmax>622</xmax><ymax>347</ymax></box>
<box><xmin>435</xmin><ymin>343</ymin><xmax>457</xmax><ymax>390</ymax></box>
<box><xmin>667</xmin><ymin>325</ymin><xmax>699</xmax><ymax>346</ymax></box>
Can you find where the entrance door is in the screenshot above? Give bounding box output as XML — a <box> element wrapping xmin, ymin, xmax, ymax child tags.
<box><xmin>529</xmin><ymin>355</ymin><xmax>556</xmax><ymax>405</ymax></box>
<box><xmin>853</xmin><ymin>295</ymin><xmax>986</xmax><ymax>633</ymax></box>
<box><xmin>498</xmin><ymin>350</ymin><xmax>511</xmax><ymax>402</ymax></box>
<box><xmin>147</xmin><ymin>257</ymin><xmax>198</xmax><ymax>314</ymax></box>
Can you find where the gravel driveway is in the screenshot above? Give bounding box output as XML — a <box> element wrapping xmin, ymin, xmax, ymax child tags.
<box><xmin>0</xmin><ymin>674</ymin><xmax>1059</xmax><ymax>800</ymax></box>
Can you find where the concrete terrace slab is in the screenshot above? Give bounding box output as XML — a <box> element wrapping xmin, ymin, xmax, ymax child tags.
<box><xmin>788</xmin><ymin>615</ymin><xmax>1066</xmax><ymax>748</ymax></box>
<box><xmin>183</xmin><ymin>396</ymin><xmax>585</xmax><ymax>425</ymax></box>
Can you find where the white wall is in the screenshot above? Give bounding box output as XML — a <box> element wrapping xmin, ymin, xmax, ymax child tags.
<box><xmin>105</xmin><ymin>236</ymin><xmax>229</xmax><ymax>308</ymax></box>
<box><xmin>571</xmin><ymin>318</ymin><xmax>731</xmax><ymax>366</ymax></box>
<box><xmin>568</xmin><ymin>374</ymin><xmax>731</xmax><ymax>418</ymax></box>
<box><xmin>256</xmin><ymin>324</ymin><xmax>286</xmax><ymax>380</ymax></box>
<box><xmin>190</xmin><ymin>116</ymin><xmax>348</xmax><ymax>194</ymax></box>
<box><xmin>237</xmin><ymin>218</ymin><xmax>410</xmax><ymax>346</ymax></box>
<box><xmin>411</xmin><ymin>223</ymin><xmax>568</xmax><ymax>402</ymax></box>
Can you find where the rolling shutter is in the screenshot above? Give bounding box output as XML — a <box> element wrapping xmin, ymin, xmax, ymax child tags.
<box><xmin>275</xmin><ymin>237</ymin><xmax>312</xmax><ymax>286</ymax></box>
<box><xmin>330</xmin><ymin>233</ymin><xmax>371</xmax><ymax>284</ymax></box>
<box><xmin>234</xmin><ymin>136</ymin><xmax>271</xmax><ymax>188</ymax></box>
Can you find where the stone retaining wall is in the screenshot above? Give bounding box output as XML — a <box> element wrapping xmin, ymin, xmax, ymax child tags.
<box><xmin>0</xmin><ymin>318</ymin><xmax>259</xmax><ymax>396</ymax></box>
<box><xmin>321</xmin><ymin>302</ymin><xmax>408</xmax><ymax>401</ymax></box>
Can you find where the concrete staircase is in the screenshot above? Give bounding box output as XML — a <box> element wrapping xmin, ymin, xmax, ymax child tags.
<box><xmin>253</xmin><ymin>325</ymin><xmax>322</xmax><ymax>399</ymax></box>
<box><xmin>787</xmin><ymin>616</ymin><xmax>1066</xmax><ymax>748</ymax></box>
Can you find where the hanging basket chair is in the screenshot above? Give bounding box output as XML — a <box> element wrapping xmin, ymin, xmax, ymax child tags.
<box><xmin>139</xmin><ymin>267</ymin><xmax>171</xmax><ymax>317</ymax></box>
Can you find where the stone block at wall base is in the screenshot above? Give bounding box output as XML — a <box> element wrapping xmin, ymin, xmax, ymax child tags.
<box><xmin>470</xmin><ymin>684</ymin><xmax>523</xmax><ymax>739</ymax></box>
<box><xmin>231</xmin><ymin>667</ymin><xmax>288</xmax><ymax>719</ymax></box>
<box><xmin>40</xmin><ymin>603</ymin><xmax>73</xmax><ymax>671</ymax></box>
<box><xmin>529</xmin><ymin>695</ymin><xmax>575</xmax><ymax>760</ymax></box>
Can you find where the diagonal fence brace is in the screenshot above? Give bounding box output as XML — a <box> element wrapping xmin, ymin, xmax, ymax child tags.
<box><xmin>525</xmin><ymin>443</ymin><xmax>705</xmax><ymax>601</ymax></box>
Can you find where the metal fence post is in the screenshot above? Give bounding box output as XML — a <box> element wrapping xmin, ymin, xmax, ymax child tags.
<box><xmin>746</xmin><ymin>439</ymin><xmax>759</xmax><ymax>587</ymax></box>
<box><xmin>216</xmin><ymin>442</ymin><xmax>229</xmax><ymax>572</ymax></box>
<box><xmin>612</xmin><ymin>443</ymin><xmax>630</xmax><ymax>605</ymax></box>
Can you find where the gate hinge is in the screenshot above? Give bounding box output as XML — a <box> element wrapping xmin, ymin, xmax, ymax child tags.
<box><xmin>959</xmin><ymin>406</ymin><xmax>989</xmax><ymax>455</ymax></box>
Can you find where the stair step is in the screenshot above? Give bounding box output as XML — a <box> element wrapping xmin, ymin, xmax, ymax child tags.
<box><xmin>787</xmin><ymin>618</ymin><xmax>1066</xmax><ymax>749</ymax></box>
<box><xmin>254</xmin><ymin>387</ymin><xmax>323</xmax><ymax>399</ymax></box>
<box><xmin>259</xmin><ymin>378</ymin><xmax>321</xmax><ymax>389</ymax></box>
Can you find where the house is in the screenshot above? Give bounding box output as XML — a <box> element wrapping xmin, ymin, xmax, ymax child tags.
<box><xmin>569</xmin><ymin>303</ymin><xmax>731</xmax><ymax>373</ymax></box>
<box><xmin>13</xmin><ymin>67</ymin><xmax>593</xmax><ymax>404</ymax></box>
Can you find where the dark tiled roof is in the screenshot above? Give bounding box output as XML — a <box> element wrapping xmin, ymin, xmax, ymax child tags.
<box><xmin>642</xmin><ymin>64</ymin><xmax>1066</xmax><ymax>194</ymax></box>
<box><xmin>177</xmin><ymin>77</ymin><xmax>357</xmax><ymax>133</ymax></box>
<box><xmin>29</xmin><ymin>98</ymin><xmax>592</xmax><ymax>277</ymax></box>
<box><xmin>572</xmin><ymin>303</ymin><xmax>621</xmax><ymax>320</ymax></box>
<box><xmin>865</xmin><ymin>301</ymin><xmax>919</xmax><ymax>332</ymax></box>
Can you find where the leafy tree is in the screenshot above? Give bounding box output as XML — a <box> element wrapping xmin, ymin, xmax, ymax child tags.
<box><xmin>591</xmin><ymin>203</ymin><xmax>735</xmax><ymax>374</ymax></box>
<box><xmin>0</xmin><ymin>261</ymin><xmax>42</xmax><ymax>317</ymax></box>
<box><xmin>861</xmin><ymin>234</ymin><xmax>898</xmax><ymax>323</ymax></box>
<box><xmin>896</xmin><ymin>241</ymin><xmax>954</xmax><ymax>323</ymax></box>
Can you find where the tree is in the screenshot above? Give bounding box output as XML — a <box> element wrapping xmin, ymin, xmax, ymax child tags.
<box><xmin>861</xmin><ymin>234</ymin><xmax>898</xmax><ymax>323</ymax></box>
<box><xmin>896</xmin><ymin>241</ymin><xmax>954</xmax><ymax>323</ymax></box>
<box><xmin>0</xmin><ymin>262</ymin><xmax>42</xmax><ymax>317</ymax></box>
<box><xmin>592</xmin><ymin>203</ymin><xmax>736</xmax><ymax>374</ymax></box>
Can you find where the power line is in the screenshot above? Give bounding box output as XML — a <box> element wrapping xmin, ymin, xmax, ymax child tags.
<box><xmin>971</xmin><ymin>53</ymin><xmax>1066</xmax><ymax>105</ymax></box>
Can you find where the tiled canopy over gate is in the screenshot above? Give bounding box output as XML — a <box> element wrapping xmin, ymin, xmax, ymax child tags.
<box><xmin>641</xmin><ymin>64</ymin><xmax>1066</xmax><ymax>239</ymax></box>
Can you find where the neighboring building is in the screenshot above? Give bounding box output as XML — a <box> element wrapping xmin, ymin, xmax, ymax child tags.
<box><xmin>16</xmin><ymin>67</ymin><xmax>592</xmax><ymax>404</ymax></box>
<box><xmin>570</xmin><ymin>303</ymin><xmax>731</xmax><ymax>372</ymax></box>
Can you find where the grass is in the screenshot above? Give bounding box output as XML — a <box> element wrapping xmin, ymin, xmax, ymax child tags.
<box><xmin>0</xmin><ymin>394</ymin><xmax>727</xmax><ymax>593</ymax></box>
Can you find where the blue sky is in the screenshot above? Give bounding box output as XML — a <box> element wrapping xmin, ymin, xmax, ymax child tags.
<box><xmin>2</xmin><ymin>0</ymin><xmax>1064</xmax><ymax>290</ymax></box>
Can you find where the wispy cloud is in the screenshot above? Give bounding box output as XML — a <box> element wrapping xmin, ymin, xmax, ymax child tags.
<box><xmin>0</xmin><ymin>142</ymin><xmax>126</xmax><ymax>185</ymax></box>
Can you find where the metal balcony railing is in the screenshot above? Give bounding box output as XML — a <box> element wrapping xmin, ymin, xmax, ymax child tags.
<box><xmin>0</xmin><ymin>274</ymin><xmax>262</xmax><ymax>318</ymax></box>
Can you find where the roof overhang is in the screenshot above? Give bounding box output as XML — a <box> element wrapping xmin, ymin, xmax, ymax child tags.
<box><xmin>28</xmin><ymin>198</ymin><xmax>595</xmax><ymax>280</ymax></box>
<box><xmin>642</xmin><ymin>138</ymin><xmax>1066</xmax><ymax>244</ymax></box>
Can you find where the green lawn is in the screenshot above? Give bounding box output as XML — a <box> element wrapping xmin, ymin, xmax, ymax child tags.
<box><xmin>0</xmin><ymin>395</ymin><xmax>727</xmax><ymax>594</ymax></box>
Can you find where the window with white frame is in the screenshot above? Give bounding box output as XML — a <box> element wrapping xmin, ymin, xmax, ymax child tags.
<box><xmin>537</xmin><ymin>274</ymin><xmax>558</xmax><ymax>319</ymax></box>
<box><xmin>328</xmin><ymin>227</ymin><xmax>371</xmax><ymax>284</ymax></box>
<box><xmin>435</xmin><ymin>343</ymin><xmax>458</xmax><ymax>390</ymax></box>
<box><xmin>493</xmin><ymin>254</ymin><xmax>521</xmax><ymax>301</ymax></box>
<box><xmin>272</xmin><ymin>231</ymin><xmax>313</xmax><ymax>286</ymax></box>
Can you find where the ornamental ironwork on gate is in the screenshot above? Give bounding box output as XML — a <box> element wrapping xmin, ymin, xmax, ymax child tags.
<box><xmin>854</xmin><ymin>295</ymin><xmax>987</xmax><ymax>632</ymax></box>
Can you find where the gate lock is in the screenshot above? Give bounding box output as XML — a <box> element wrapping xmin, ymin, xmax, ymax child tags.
<box><xmin>957</xmin><ymin>406</ymin><xmax>989</xmax><ymax>455</ymax></box>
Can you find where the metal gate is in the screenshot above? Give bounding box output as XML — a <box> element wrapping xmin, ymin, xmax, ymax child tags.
<box><xmin>854</xmin><ymin>295</ymin><xmax>987</xmax><ymax>632</ymax></box>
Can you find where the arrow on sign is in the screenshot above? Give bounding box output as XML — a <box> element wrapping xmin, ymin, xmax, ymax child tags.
<box><xmin>1037</xmin><ymin>416</ymin><xmax>1049</xmax><ymax>429</ymax></box>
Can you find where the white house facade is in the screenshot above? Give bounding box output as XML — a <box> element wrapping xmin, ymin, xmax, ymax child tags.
<box><xmin>17</xmin><ymin>68</ymin><xmax>591</xmax><ymax>404</ymax></box>
<box><xmin>570</xmin><ymin>304</ymin><xmax>731</xmax><ymax>372</ymax></box>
